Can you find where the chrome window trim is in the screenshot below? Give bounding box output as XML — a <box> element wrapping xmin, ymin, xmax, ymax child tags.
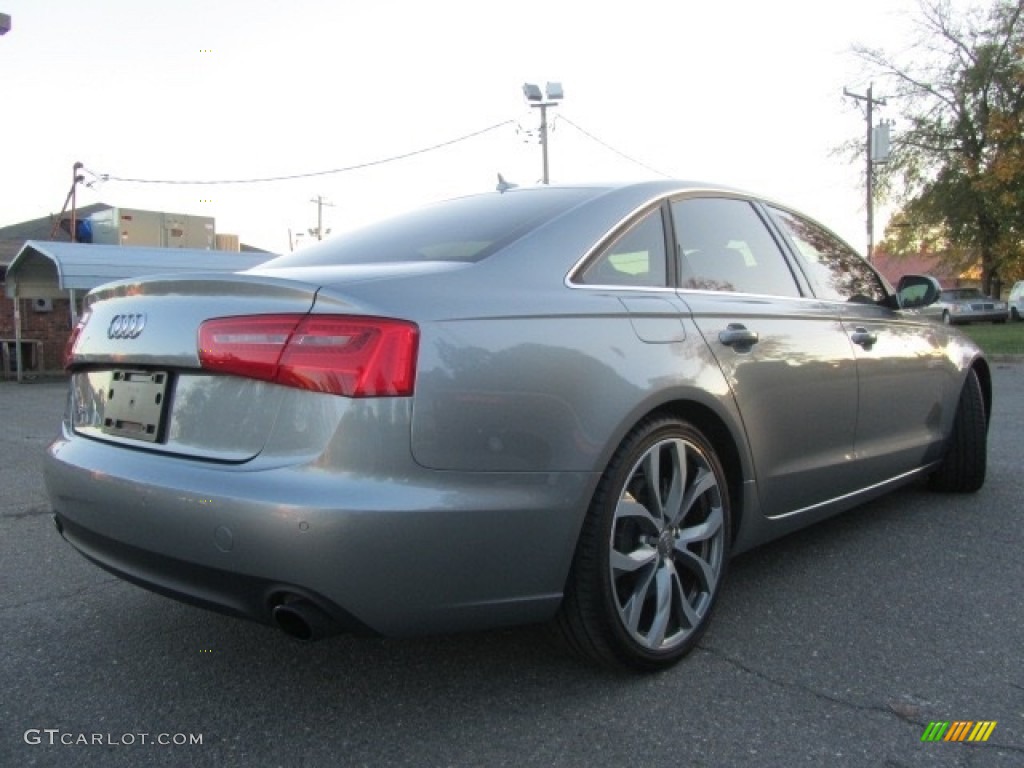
<box><xmin>565</xmin><ymin>187</ymin><xmax>739</xmax><ymax>289</ymax></box>
<box><xmin>565</xmin><ymin>187</ymin><xmax>807</xmax><ymax>296</ymax></box>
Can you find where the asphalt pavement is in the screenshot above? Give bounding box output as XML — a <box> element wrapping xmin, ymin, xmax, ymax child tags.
<box><xmin>1</xmin><ymin>365</ymin><xmax>1022</xmax><ymax>768</ymax></box>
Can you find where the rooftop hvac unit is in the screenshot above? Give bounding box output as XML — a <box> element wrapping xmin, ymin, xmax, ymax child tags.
<box><xmin>215</xmin><ymin>233</ymin><xmax>240</xmax><ymax>252</ymax></box>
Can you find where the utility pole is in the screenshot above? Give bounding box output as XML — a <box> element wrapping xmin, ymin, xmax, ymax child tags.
<box><xmin>309</xmin><ymin>195</ymin><xmax>334</xmax><ymax>241</ymax></box>
<box><xmin>49</xmin><ymin>161</ymin><xmax>85</xmax><ymax>241</ymax></box>
<box><xmin>70</xmin><ymin>162</ymin><xmax>84</xmax><ymax>243</ymax></box>
<box><xmin>844</xmin><ymin>84</ymin><xmax>886</xmax><ymax>261</ymax></box>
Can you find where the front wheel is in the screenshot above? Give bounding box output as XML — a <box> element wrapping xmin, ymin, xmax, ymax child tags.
<box><xmin>556</xmin><ymin>416</ymin><xmax>731</xmax><ymax>671</ymax></box>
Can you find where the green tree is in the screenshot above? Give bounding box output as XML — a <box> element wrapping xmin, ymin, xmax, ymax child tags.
<box><xmin>856</xmin><ymin>0</ymin><xmax>1024</xmax><ymax>294</ymax></box>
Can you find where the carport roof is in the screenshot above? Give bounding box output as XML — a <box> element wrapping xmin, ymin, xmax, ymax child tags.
<box><xmin>5</xmin><ymin>240</ymin><xmax>274</xmax><ymax>298</ymax></box>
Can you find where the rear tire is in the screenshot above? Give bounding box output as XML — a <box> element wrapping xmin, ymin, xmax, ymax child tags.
<box><xmin>555</xmin><ymin>416</ymin><xmax>731</xmax><ymax>671</ymax></box>
<box><xmin>929</xmin><ymin>369</ymin><xmax>987</xmax><ymax>493</ymax></box>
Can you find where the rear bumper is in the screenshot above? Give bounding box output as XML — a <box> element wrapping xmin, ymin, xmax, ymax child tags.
<box><xmin>53</xmin><ymin>512</ymin><xmax>374</xmax><ymax>634</ymax></box>
<box><xmin>45</xmin><ymin>432</ymin><xmax>594</xmax><ymax>636</ymax></box>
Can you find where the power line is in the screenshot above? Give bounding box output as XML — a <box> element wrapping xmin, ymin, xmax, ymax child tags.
<box><xmin>94</xmin><ymin>120</ymin><xmax>517</xmax><ymax>186</ymax></box>
<box><xmin>556</xmin><ymin>114</ymin><xmax>672</xmax><ymax>178</ymax></box>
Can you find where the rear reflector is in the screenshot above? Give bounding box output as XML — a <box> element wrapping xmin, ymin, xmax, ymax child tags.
<box><xmin>198</xmin><ymin>315</ymin><xmax>418</xmax><ymax>397</ymax></box>
<box><xmin>63</xmin><ymin>310</ymin><xmax>91</xmax><ymax>369</ymax></box>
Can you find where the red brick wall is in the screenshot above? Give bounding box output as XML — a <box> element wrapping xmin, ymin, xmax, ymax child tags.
<box><xmin>0</xmin><ymin>294</ymin><xmax>74</xmax><ymax>372</ymax></box>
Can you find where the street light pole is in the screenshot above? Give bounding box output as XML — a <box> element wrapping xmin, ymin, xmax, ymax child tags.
<box><xmin>538</xmin><ymin>102</ymin><xmax>552</xmax><ymax>184</ymax></box>
<box><xmin>523</xmin><ymin>82</ymin><xmax>564</xmax><ymax>184</ymax></box>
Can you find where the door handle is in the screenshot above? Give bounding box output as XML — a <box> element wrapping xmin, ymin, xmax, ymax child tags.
<box><xmin>718</xmin><ymin>323</ymin><xmax>759</xmax><ymax>349</ymax></box>
<box><xmin>850</xmin><ymin>327</ymin><xmax>877</xmax><ymax>348</ymax></box>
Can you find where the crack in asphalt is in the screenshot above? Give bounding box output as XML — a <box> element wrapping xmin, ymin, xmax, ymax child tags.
<box><xmin>3</xmin><ymin>504</ymin><xmax>52</xmax><ymax>521</ymax></box>
<box><xmin>696</xmin><ymin>644</ymin><xmax>1024</xmax><ymax>755</ymax></box>
<box><xmin>697</xmin><ymin>643</ymin><xmax>917</xmax><ymax>721</ymax></box>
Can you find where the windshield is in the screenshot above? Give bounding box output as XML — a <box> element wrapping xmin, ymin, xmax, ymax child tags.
<box><xmin>265</xmin><ymin>188</ymin><xmax>599</xmax><ymax>268</ymax></box>
<box><xmin>942</xmin><ymin>289</ymin><xmax>985</xmax><ymax>300</ymax></box>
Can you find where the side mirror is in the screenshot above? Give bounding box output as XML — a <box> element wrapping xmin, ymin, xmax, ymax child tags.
<box><xmin>896</xmin><ymin>274</ymin><xmax>942</xmax><ymax>309</ymax></box>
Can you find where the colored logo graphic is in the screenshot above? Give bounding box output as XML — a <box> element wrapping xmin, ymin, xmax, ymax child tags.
<box><xmin>921</xmin><ymin>721</ymin><xmax>997</xmax><ymax>742</ymax></box>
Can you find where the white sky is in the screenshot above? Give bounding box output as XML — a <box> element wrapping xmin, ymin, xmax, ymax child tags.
<box><xmin>0</xmin><ymin>0</ymin><xmax>942</xmax><ymax>256</ymax></box>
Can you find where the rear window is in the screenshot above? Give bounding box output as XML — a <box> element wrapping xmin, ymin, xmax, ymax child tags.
<box><xmin>266</xmin><ymin>188</ymin><xmax>598</xmax><ymax>267</ymax></box>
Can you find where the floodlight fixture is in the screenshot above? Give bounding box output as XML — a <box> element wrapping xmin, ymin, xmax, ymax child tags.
<box><xmin>522</xmin><ymin>83</ymin><xmax>543</xmax><ymax>102</ymax></box>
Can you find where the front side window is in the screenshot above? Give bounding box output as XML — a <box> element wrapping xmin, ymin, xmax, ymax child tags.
<box><xmin>672</xmin><ymin>198</ymin><xmax>800</xmax><ymax>297</ymax></box>
<box><xmin>577</xmin><ymin>208</ymin><xmax>668</xmax><ymax>287</ymax></box>
<box><xmin>770</xmin><ymin>207</ymin><xmax>887</xmax><ymax>304</ymax></box>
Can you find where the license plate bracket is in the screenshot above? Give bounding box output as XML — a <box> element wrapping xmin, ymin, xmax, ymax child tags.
<box><xmin>100</xmin><ymin>370</ymin><xmax>169</xmax><ymax>442</ymax></box>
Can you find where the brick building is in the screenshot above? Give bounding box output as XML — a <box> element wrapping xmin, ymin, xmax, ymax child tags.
<box><xmin>870</xmin><ymin>249</ymin><xmax>987</xmax><ymax>293</ymax></box>
<box><xmin>1</xmin><ymin>206</ymin><xmax>272</xmax><ymax>376</ymax></box>
<box><xmin>0</xmin><ymin>206</ymin><xmax>98</xmax><ymax>374</ymax></box>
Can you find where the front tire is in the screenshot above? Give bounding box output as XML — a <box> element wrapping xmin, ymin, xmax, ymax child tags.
<box><xmin>556</xmin><ymin>416</ymin><xmax>731</xmax><ymax>671</ymax></box>
<box><xmin>929</xmin><ymin>369</ymin><xmax>987</xmax><ymax>493</ymax></box>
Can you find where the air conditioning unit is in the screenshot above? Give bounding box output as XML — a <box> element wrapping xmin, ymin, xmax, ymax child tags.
<box><xmin>32</xmin><ymin>298</ymin><xmax>53</xmax><ymax>313</ymax></box>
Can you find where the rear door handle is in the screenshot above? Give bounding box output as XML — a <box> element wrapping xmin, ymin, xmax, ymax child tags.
<box><xmin>850</xmin><ymin>327</ymin><xmax>878</xmax><ymax>348</ymax></box>
<box><xmin>718</xmin><ymin>323</ymin><xmax>759</xmax><ymax>349</ymax></box>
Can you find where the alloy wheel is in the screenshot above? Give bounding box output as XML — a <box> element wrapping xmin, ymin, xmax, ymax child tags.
<box><xmin>608</xmin><ymin>436</ymin><xmax>725</xmax><ymax>652</ymax></box>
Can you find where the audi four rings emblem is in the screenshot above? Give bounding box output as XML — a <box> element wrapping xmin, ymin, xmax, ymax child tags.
<box><xmin>107</xmin><ymin>313</ymin><xmax>147</xmax><ymax>340</ymax></box>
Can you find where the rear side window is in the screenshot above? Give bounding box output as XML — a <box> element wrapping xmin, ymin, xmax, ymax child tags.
<box><xmin>770</xmin><ymin>207</ymin><xmax>887</xmax><ymax>304</ymax></box>
<box><xmin>577</xmin><ymin>208</ymin><xmax>668</xmax><ymax>287</ymax></box>
<box><xmin>672</xmin><ymin>198</ymin><xmax>800</xmax><ymax>297</ymax></box>
<box><xmin>267</xmin><ymin>188</ymin><xmax>598</xmax><ymax>267</ymax></box>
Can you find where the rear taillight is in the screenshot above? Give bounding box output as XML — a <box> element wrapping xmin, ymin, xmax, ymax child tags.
<box><xmin>63</xmin><ymin>311</ymin><xmax>91</xmax><ymax>369</ymax></box>
<box><xmin>198</xmin><ymin>315</ymin><xmax>419</xmax><ymax>397</ymax></box>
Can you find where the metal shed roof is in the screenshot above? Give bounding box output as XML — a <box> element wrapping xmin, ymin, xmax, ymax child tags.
<box><xmin>5</xmin><ymin>240</ymin><xmax>274</xmax><ymax>299</ymax></box>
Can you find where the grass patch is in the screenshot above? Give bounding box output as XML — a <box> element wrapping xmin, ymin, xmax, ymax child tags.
<box><xmin>955</xmin><ymin>320</ymin><xmax>1024</xmax><ymax>355</ymax></box>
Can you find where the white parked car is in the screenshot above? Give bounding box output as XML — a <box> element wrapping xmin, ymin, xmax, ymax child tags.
<box><xmin>1009</xmin><ymin>280</ymin><xmax>1024</xmax><ymax>321</ymax></box>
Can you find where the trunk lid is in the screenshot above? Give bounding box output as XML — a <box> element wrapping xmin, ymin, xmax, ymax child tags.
<box><xmin>68</xmin><ymin>272</ymin><xmax>325</xmax><ymax>462</ymax></box>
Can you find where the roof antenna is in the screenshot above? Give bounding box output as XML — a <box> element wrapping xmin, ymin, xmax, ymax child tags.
<box><xmin>496</xmin><ymin>173</ymin><xmax>518</xmax><ymax>194</ymax></box>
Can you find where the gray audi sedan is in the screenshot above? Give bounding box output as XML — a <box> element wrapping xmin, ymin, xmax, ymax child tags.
<box><xmin>47</xmin><ymin>181</ymin><xmax>990</xmax><ymax>671</ymax></box>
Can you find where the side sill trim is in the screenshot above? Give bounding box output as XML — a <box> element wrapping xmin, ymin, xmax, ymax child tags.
<box><xmin>766</xmin><ymin>465</ymin><xmax>935</xmax><ymax>521</ymax></box>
